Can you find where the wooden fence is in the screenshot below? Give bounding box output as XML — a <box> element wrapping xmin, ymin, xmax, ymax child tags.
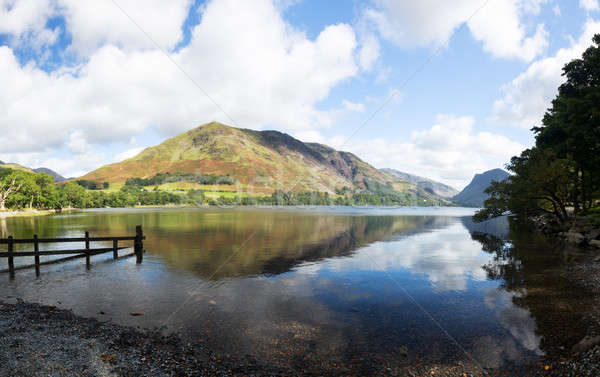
<box><xmin>0</xmin><ymin>225</ymin><xmax>145</xmax><ymax>278</ymax></box>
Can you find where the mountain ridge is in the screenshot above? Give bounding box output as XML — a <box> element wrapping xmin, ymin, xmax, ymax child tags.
<box><xmin>380</xmin><ymin>168</ymin><xmax>459</xmax><ymax>198</ymax></box>
<box><xmin>452</xmin><ymin>168</ymin><xmax>510</xmax><ymax>207</ymax></box>
<box><xmin>79</xmin><ymin>122</ymin><xmax>450</xmax><ymax>205</ymax></box>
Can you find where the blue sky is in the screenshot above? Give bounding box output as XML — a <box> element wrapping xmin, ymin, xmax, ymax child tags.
<box><xmin>1</xmin><ymin>0</ymin><xmax>599</xmax><ymax>188</ymax></box>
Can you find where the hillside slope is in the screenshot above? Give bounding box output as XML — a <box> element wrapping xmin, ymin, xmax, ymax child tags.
<box><xmin>33</xmin><ymin>168</ymin><xmax>67</xmax><ymax>182</ymax></box>
<box><xmin>0</xmin><ymin>162</ymin><xmax>67</xmax><ymax>182</ymax></box>
<box><xmin>380</xmin><ymin>168</ymin><xmax>458</xmax><ymax>198</ymax></box>
<box><xmin>0</xmin><ymin>162</ymin><xmax>35</xmax><ymax>173</ymax></box>
<box><xmin>79</xmin><ymin>122</ymin><xmax>449</xmax><ymax>203</ymax></box>
<box><xmin>452</xmin><ymin>168</ymin><xmax>510</xmax><ymax>207</ymax></box>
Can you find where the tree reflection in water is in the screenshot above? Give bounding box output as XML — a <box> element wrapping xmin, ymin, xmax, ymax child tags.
<box><xmin>468</xmin><ymin>217</ymin><xmax>595</xmax><ymax>358</ymax></box>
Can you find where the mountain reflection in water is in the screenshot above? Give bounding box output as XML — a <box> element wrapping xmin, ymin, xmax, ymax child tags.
<box><xmin>0</xmin><ymin>208</ymin><xmax>592</xmax><ymax>372</ymax></box>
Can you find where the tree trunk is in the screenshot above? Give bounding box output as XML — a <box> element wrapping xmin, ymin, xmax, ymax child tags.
<box><xmin>29</xmin><ymin>195</ymin><xmax>34</xmax><ymax>210</ymax></box>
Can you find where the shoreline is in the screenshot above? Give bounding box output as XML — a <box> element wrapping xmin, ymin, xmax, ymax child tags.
<box><xmin>0</xmin><ymin>209</ymin><xmax>61</xmax><ymax>218</ymax></box>
<box><xmin>0</xmin><ymin>298</ymin><xmax>598</xmax><ymax>376</ymax></box>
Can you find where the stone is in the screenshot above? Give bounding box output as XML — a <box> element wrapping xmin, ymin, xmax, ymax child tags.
<box><xmin>590</xmin><ymin>239</ymin><xmax>600</xmax><ymax>249</ymax></box>
<box><xmin>572</xmin><ymin>335</ymin><xmax>600</xmax><ymax>354</ymax></box>
<box><xmin>567</xmin><ymin>232</ymin><xmax>586</xmax><ymax>245</ymax></box>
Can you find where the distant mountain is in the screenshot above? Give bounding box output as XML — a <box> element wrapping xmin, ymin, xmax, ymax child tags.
<box><xmin>380</xmin><ymin>168</ymin><xmax>459</xmax><ymax>198</ymax></box>
<box><xmin>452</xmin><ymin>168</ymin><xmax>510</xmax><ymax>207</ymax></box>
<box><xmin>0</xmin><ymin>162</ymin><xmax>67</xmax><ymax>182</ymax></box>
<box><xmin>33</xmin><ymin>168</ymin><xmax>67</xmax><ymax>182</ymax></box>
<box><xmin>79</xmin><ymin>122</ymin><xmax>450</xmax><ymax>204</ymax></box>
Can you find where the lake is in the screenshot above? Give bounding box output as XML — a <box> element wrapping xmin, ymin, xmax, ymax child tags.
<box><xmin>0</xmin><ymin>207</ymin><xmax>592</xmax><ymax>372</ymax></box>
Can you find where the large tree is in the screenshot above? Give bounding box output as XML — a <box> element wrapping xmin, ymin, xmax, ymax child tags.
<box><xmin>476</xmin><ymin>34</ymin><xmax>600</xmax><ymax>222</ymax></box>
<box><xmin>533</xmin><ymin>34</ymin><xmax>600</xmax><ymax>213</ymax></box>
<box><xmin>0</xmin><ymin>170</ymin><xmax>26</xmax><ymax>210</ymax></box>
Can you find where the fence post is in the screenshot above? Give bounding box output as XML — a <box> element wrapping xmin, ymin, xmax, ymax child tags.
<box><xmin>85</xmin><ymin>231</ymin><xmax>90</xmax><ymax>270</ymax></box>
<box><xmin>34</xmin><ymin>234</ymin><xmax>40</xmax><ymax>277</ymax></box>
<box><xmin>135</xmin><ymin>225</ymin><xmax>143</xmax><ymax>264</ymax></box>
<box><xmin>113</xmin><ymin>239</ymin><xmax>118</xmax><ymax>260</ymax></box>
<box><xmin>7</xmin><ymin>235</ymin><xmax>14</xmax><ymax>279</ymax></box>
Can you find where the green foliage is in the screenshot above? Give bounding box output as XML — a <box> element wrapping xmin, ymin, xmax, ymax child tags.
<box><xmin>125</xmin><ymin>172</ymin><xmax>235</xmax><ymax>187</ymax></box>
<box><xmin>475</xmin><ymin>34</ymin><xmax>600</xmax><ymax>223</ymax></box>
<box><xmin>75</xmin><ymin>180</ymin><xmax>104</xmax><ymax>190</ymax></box>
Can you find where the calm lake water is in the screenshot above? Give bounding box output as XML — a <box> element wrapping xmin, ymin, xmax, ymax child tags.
<box><xmin>0</xmin><ymin>207</ymin><xmax>592</xmax><ymax>371</ymax></box>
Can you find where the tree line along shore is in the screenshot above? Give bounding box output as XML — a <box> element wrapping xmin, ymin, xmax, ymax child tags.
<box><xmin>0</xmin><ymin>169</ymin><xmax>446</xmax><ymax>213</ymax></box>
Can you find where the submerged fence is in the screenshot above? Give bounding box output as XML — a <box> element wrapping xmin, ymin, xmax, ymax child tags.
<box><xmin>0</xmin><ymin>225</ymin><xmax>145</xmax><ymax>278</ymax></box>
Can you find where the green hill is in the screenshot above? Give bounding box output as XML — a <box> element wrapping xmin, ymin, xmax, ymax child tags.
<box><xmin>0</xmin><ymin>162</ymin><xmax>35</xmax><ymax>173</ymax></box>
<box><xmin>79</xmin><ymin>122</ymin><xmax>451</xmax><ymax>205</ymax></box>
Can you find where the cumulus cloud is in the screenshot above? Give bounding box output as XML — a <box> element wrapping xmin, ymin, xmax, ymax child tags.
<box><xmin>0</xmin><ymin>0</ymin><xmax>361</xmax><ymax>176</ymax></box>
<box><xmin>331</xmin><ymin>114</ymin><xmax>525</xmax><ymax>189</ymax></box>
<box><xmin>58</xmin><ymin>0</ymin><xmax>192</xmax><ymax>56</ymax></box>
<box><xmin>113</xmin><ymin>147</ymin><xmax>144</xmax><ymax>162</ymax></box>
<box><xmin>580</xmin><ymin>0</ymin><xmax>600</xmax><ymax>11</ymax></box>
<box><xmin>364</xmin><ymin>0</ymin><xmax>548</xmax><ymax>61</ymax></box>
<box><xmin>357</xmin><ymin>32</ymin><xmax>380</xmax><ymax>70</ymax></box>
<box><xmin>492</xmin><ymin>20</ymin><xmax>600</xmax><ymax>128</ymax></box>
<box><xmin>0</xmin><ymin>0</ymin><xmax>59</xmax><ymax>49</ymax></box>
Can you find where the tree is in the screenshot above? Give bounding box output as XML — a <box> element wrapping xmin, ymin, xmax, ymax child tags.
<box><xmin>533</xmin><ymin>34</ymin><xmax>600</xmax><ymax>213</ymax></box>
<box><xmin>0</xmin><ymin>169</ymin><xmax>24</xmax><ymax>210</ymax></box>
<box><xmin>475</xmin><ymin>148</ymin><xmax>572</xmax><ymax>222</ymax></box>
<box><xmin>476</xmin><ymin>34</ymin><xmax>600</xmax><ymax>223</ymax></box>
<box><xmin>60</xmin><ymin>182</ymin><xmax>90</xmax><ymax>208</ymax></box>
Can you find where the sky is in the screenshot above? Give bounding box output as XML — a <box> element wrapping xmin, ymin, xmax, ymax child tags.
<box><xmin>0</xmin><ymin>0</ymin><xmax>599</xmax><ymax>189</ymax></box>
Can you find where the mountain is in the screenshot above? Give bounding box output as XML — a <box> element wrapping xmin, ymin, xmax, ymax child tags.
<box><xmin>0</xmin><ymin>162</ymin><xmax>67</xmax><ymax>182</ymax></box>
<box><xmin>380</xmin><ymin>168</ymin><xmax>458</xmax><ymax>198</ymax></box>
<box><xmin>33</xmin><ymin>168</ymin><xmax>67</xmax><ymax>182</ymax></box>
<box><xmin>452</xmin><ymin>168</ymin><xmax>510</xmax><ymax>207</ymax></box>
<box><xmin>79</xmin><ymin>122</ymin><xmax>449</xmax><ymax>204</ymax></box>
<box><xmin>0</xmin><ymin>162</ymin><xmax>35</xmax><ymax>173</ymax></box>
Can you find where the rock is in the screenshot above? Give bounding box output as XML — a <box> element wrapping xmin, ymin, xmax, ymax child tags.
<box><xmin>572</xmin><ymin>335</ymin><xmax>600</xmax><ymax>354</ymax></box>
<box><xmin>567</xmin><ymin>232</ymin><xmax>586</xmax><ymax>245</ymax></box>
<box><xmin>590</xmin><ymin>240</ymin><xmax>600</xmax><ymax>249</ymax></box>
<box><xmin>589</xmin><ymin>230</ymin><xmax>600</xmax><ymax>240</ymax></box>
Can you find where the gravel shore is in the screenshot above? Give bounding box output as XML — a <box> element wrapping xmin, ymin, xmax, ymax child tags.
<box><xmin>0</xmin><ymin>301</ymin><xmax>275</xmax><ymax>377</ymax></box>
<box><xmin>2</xmin><ymin>299</ymin><xmax>599</xmax><ymax>377</ymax></box>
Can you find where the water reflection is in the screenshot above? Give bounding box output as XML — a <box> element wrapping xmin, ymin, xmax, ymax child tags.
<box><xmin>0</xmin><ymin>208</ymin><xmax>587</xmax><ymax>372</ymax></box>
<box><xmin>469</xmin><ymin>217</ymin><xmax>596</xmax><ymax>359</ymax></box>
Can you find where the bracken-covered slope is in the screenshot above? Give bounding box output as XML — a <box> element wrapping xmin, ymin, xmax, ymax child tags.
<box><xmin>79</xmin><ymin>122</ymin><xmax>448</xmax><ymax>201</ymax></box>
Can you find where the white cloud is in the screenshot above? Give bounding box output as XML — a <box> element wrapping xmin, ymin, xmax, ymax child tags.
<box><xmin>364</xmin><ymin>0</ymin><xmax>548</xmax><ymax>61</ymax></box>
<box><xmin>357</xmin><ymin>32</ymin><xmax>380</xmax><ymax>70</ymax></box>
<box><xmin>293</xmin><ymin>130</ymin><xmax>325</xmax><ymax>143</ymax></box>
<box><xmin>492</xmin><ymin>20</ymin><xmax>600</xmax><ymax>128</ymax></box>
<box><xmin>0</xmin><ymin>0</ymin><xmax>361</xmax><ymax>176</ymax></box>
<box><xmin>0</xmin><ymin>0</ymin><xmax>54</xmax><ymax>36</ymax></box>
<box><xmin>553</xmin><ymin>4</ymin><xmax>561</xmax><ymax>16</ymax></box>
<box><xmin>114</xmin><ymin>147</ymin><xmax>144</xmax><ymax>162</ymax></box>
<box><xmin>580</xmin><ymin>0</ymin><xmax>600</xmax><ymax>11</ymax></box>
<box><xmin>58</xmin><ymin>0</ymin><xmax>192</xmax><ymax>56</ymax></box>
<box><xmin>332</xmin><ymin>114</ymin><xmax>525</xmax><ymax>189</ymax></box>
<box><xmin>0</xmin><ymin>0</ymin><xmax>59</xmax><ymax>49</ymax></box>
<box><xmin>342</xmin><ymin>99</ymin><xmax>366</xmax><ymax>113</ymax></box>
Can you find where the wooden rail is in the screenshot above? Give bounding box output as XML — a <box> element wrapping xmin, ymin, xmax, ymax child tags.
<box><xmin>0</xmin><ymin>225</ymin><xmax>145</xmax><ymax>278</ymax></box>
